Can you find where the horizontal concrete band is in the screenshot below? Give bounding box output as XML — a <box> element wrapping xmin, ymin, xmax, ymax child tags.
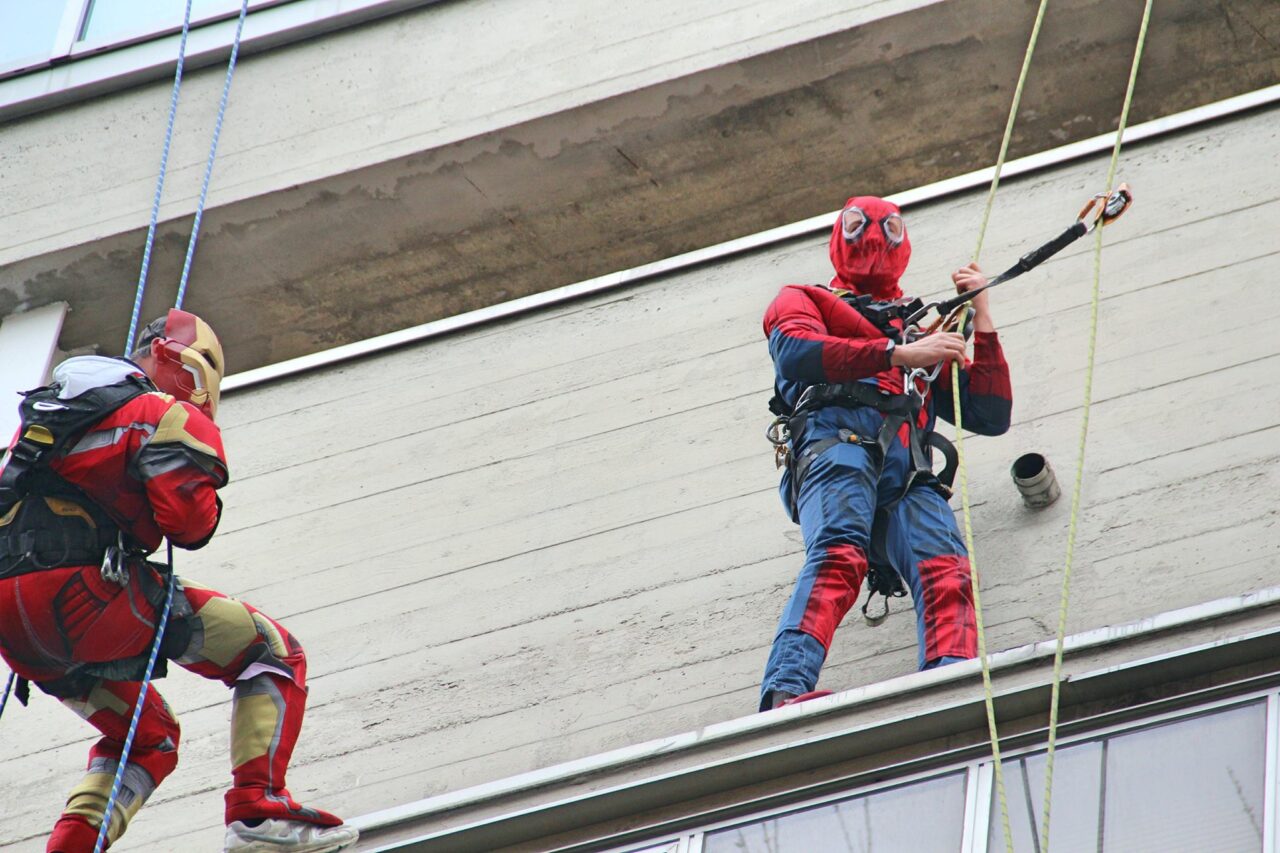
<box><xmin>222</xmin><ymin>83</ymin><xmax>1280</xmax><ymax>395</ymax></box>
<box><xmin>352</xmin><ymin>584</ymin><xmax>1280</xmax><ymax>850</ymax></box>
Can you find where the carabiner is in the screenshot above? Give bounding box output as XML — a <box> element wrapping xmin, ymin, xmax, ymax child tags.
<box><xmin>100</xmin><ymin>546</ymin><xmax>128</xmax><ymax>586</ymax></box>
<box><xmin>766</xmin><ymin>416</ymin><xmax>791</xmax><ymax>447</ymax></box>
<box><xmin>905</xmin><ymin>366</ymin><xmax>932</xmax><ymax>399</ymax></box>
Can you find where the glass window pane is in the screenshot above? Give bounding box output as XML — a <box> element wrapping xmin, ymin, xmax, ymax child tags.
<box><xmin>705</xmin><ymin>772</ymin><xmax>966</xmax><ymax>853</ymax></box>
<box><xmin>990</xmin><ymin>742</ymin><xmax>1105</xmax><ymax>852</ymax></box>
<box><xmin>79</xmin><ymin>0</ymin><xmax>244</xmax><ymax>45</ymax></box>
<box><xmin>1103</xmin><ymin>702</ymin><xmax>1266</xmax><ymax>852</ymax></box>
<box><xmin>991</xmin><ymin>701</ymin><xmax>1267</xmax><ymax>853</ymax></box>
<box><xmin>0</xmin><ymin>1</ymin><xmax>67</xmax><ymax>72</ymax></box>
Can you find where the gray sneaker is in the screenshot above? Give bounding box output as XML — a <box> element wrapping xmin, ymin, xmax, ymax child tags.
<box><xmin>224</xmin><ymin>818</ymin><xmax>359</xmax><ymax>853</ymax></box>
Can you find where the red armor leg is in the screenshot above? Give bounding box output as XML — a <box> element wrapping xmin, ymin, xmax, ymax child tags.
<box><xmin>48</xmin><ymin>681</ymin><xmax>179</xmax><ymax>852</ymax></box>
<box><xmin>223</xmin><ymin>673</ymin><xmax>342</xmax><ymax>827</ymax></box>
<box><xmin>174</xmin><ymin>579</ymin><xmax>341</xmax><ymax>827</ymax></box>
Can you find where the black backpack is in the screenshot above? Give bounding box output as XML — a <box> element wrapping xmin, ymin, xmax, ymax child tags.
<box><xmin>0</xmin><ymin>364</ymin><xmax>155</xmax><ymax>579</ymax></box>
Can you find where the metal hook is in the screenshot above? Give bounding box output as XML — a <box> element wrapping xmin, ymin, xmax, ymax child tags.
<box><xmin>766</xmin><ymin>416</ymin><xmax>790</xmax><ymax>447</ymax></box>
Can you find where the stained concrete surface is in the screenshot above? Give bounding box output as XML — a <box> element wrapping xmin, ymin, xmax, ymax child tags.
<box><xmin>0</xmin><ymin>0</ymin><xmax>1277</xmax><ymax>372</ymax></box>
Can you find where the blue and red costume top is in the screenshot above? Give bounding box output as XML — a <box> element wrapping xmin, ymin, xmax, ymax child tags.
<box><xmin>764</xmin><ymin>194</ymin><xmax>1013</xmax><ymax>451</ymax></box>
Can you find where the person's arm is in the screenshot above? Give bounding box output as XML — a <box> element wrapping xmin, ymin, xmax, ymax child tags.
<box><xmin>763</xmin><ymin>286</ymin><xmax>898</xmax><ymax>382</ymax></box>
<box><xmin>136</xmin><ymin>400</ymin><xmax>229</xmax><ymax>549</ymax></box>
<box><xmin>933</xmin><ymin>263</ymin><xmax>1013</xmax><ymax>435</ymax></box>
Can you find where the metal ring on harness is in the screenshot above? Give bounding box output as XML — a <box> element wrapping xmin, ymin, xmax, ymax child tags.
<box><xmin>766</xmin><ymin>416</ymin><xmax>790</xmax><ymax>446</ymax></box>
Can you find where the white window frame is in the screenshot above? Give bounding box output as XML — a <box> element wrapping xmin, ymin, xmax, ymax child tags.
<box><xmin>0</xmin><ymin>0</ymin><xmax>447</xmax><ymax>121</ymax></box>
<box><xmin>0</xmin><ymin>304</ymin><xmax>69</xmax><ymax>442</ymax></box>
<box><xmin>607</xmin><ymin>687</ymin><xmax>1280</xmax><ymax>853</ymax></box>
<box><xmin>0</xmin><ymin>0</ymin><xmax>286</xmax><ymax>78</ymax></box>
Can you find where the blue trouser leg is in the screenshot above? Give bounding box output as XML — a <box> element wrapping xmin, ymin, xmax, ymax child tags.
<box><xmin>884</xmin><ymin>485</ymin><xmax>977</xmax><ymax>670</ymax></box>
<box><xmin>760</xmin><ymin>441</ymin><xmax>878</xmax><ymax>709</ymax></box>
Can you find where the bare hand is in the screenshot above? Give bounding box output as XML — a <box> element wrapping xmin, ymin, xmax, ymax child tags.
<box><xmin>891</xmin><ymin>332</ymin><xmax>966</xmax><ymax>368</ymax></box>
<box><xmin>951</xmin><ymin>262</ymin><xmax>995</xmax><ymax>331</ymax></box>
<box><xmin>952</xmin><ymin>261</ymin><xmax>988</xmax><ymax>305</ymax></box>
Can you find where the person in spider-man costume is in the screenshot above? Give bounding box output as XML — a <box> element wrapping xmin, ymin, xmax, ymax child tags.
<box><xmin>759</xmin><ymin>196</ymin><xmax>1013</xmax><ymax>711</ymax></box>
<box><xmin>0</xmin><ymin>310</ymin><xmax>357</xmax><ymax>852</ymax></box>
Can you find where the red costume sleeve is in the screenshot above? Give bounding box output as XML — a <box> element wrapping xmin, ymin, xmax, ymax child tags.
<box><xmin>763</xmin><ymin>285</ymin><xmax>893</xmax><ymax>382</ymax></box>
<box><xmin>135</xmin><ymin>401</ymin><xmax>229</xmax><ymax>549</ymax></box>
<box><xmin>933</xmin><ymin>331</ymin><xmax>1013</xmax><ymax>435</ymax></box>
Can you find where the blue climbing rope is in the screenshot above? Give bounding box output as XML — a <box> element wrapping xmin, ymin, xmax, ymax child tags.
<box><xmin>0</xmin><ymin>671</ymin><xmax>14</xmax><ymax>723</ymax></box>
<box><xmin>124</xmin><ymin>0</ymin><xmax>197</xmax><ymax>356</ymax></box>
<box><xmin>176</xmin><ymin>0</ymin><xmax>249</xmax><ymax>310</ymax></box>
<box><xmin>93</xmin><ymin>548</ymin><xmax>177</xmax><ymax>853</ymax></box>
<box><xmin>97</xmin><ymin>3</ymin><xmax>249</xmax><ymax>849</ymax></box>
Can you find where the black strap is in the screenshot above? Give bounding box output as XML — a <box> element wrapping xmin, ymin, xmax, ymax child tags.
<box><xmin>927</xmin><ymin>432</ymin><xmax>959</xmax><ymax>491</ymax></box>
<box><xmin>0</xmin><ymin>484</ymin><xmax>124</xmax><ymax>579</ymax></box>
<box><xmin>794</xmin><ymin>381</ymin><xmax>914</xmax><ymax>419</ymax></box>
<box><xmin>782</xmin><ymin>383</ymin><xmax>959</xmax><ymax>626</ymax></box>
<box><xmin>936</xmin><ymin>221</ymin><xmax>1088</xmax><ymax>316</ymax></box>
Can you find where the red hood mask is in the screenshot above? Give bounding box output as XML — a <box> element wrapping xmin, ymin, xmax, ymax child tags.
<box><xmin>828</xmin><ymin>196</ymin><xmax>911</xmax><ymax>300</ymax></box>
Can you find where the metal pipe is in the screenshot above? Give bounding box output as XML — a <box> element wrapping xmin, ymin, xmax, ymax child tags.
<box><xmin>1010</xmin><ymin>452</ymin><xmax>1060</xmax><ymax>508</ymax></box>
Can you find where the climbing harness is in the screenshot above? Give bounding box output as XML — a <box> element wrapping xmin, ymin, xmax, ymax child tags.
<box><xmin>766</xmin><ymin>290</ymin><xmax>970</xmax><ymax>622</ymax></box>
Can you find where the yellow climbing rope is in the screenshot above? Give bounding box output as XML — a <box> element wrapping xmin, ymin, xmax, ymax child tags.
<box><xmin>949</xmin><ymin>1</ymin><xmax>1051</xmax><ymax>851</ymax></box>
<box><xmin>1039</xmin><ymin>3</ymin><xmax>1153</xmax><ymax>851</ymax></box>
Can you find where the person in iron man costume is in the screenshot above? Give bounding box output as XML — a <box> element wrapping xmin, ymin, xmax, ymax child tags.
<box><xmin>759</xmin><ymin>196</ymin><xmax>1013</xmax><ymax>711</ymax></box>
<box><xmin>0</xmin><ymin>310</ymin><xmax>357</xmax><ymax>852</ymax></box>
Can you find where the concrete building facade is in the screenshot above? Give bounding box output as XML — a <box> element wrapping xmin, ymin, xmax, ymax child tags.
<box><xmin>1</xmin><ymin>1</ymin><xmax>1279</xmax><ymax>850</ymax></box>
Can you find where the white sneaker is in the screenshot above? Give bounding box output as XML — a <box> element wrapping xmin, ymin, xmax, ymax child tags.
<box><xmin>224</xmin><ymin>818</ymin><xmax>359</xmax><ymax>853</ymax></box>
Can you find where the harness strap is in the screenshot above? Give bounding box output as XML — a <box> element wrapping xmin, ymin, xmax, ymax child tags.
<box><xmin>783</xmin><ymin>382</ymin><xmax>960</xmax><ymax>625</ymax></box>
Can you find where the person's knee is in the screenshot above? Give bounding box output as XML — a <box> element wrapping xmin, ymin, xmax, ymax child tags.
<box><xmin>181</xmin><ymin>593</ymin><xmax>307</xmax><ymax>687</ymax></box>
<box><xmin>918</xmin><ymin>555</ymin><xmax>972</xmax><ymax>604</ymax></box>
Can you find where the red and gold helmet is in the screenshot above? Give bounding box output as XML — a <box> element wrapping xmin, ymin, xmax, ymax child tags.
<box><xmin>132</xmin><ymin>309</ymin><xmax>225</xmax><ymax>420</ymax></box>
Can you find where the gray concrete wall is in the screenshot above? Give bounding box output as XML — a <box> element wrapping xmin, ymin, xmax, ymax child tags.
<box><xmin>0</xmin><ymin>0</ymin><xmax>935</xmax><ymax>267</ymax></box>
<box><xmin>2</xmin><ymin>102</ymin><xmax>1276</xmax><ymax>850</ymax></box>
<box><xmin>2</xmin><ymin>0</ymin><xmax>1276</xmax><ymax>373</ymax></box>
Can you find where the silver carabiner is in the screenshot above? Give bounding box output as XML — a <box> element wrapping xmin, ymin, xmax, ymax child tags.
<box><xmin>99</xmin><ymin>533</ymin><xmax>130</xmax><ymax>586</ymax></box>
<box><xmin>905</xmin><ymin>366</ymin><xmax>932</xmax><ymax>402</ymax></box>
<box><xmin>766</xmin><ymin>416</ymin><xmax>791</xmax><ymax>447</ymax></box>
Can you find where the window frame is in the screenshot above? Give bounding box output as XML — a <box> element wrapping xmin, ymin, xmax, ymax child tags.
<box><xmin>0</xmin><ymin>0</ymin><xmax>448</xmax><ymax>122</ymax></box>
<box><xmin>0</xmin><ymin>0</ymin><xmax>286</xmax><ymax>79</ymax></box>
<box><xmin>605</xmin><ymin>687</ymin><xmax>1280</xmax><ymax>853</ymax></box>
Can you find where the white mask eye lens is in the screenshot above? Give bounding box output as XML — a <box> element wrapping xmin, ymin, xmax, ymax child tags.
<box><xmin>882</xmin><ymin>214</ymin><xmax>905</xmax><ymax>246</ymax></box>
<box><xmin>842</xmin><ymin>207</ymin><xmax>869</xmax><ymax>242</ymax></box>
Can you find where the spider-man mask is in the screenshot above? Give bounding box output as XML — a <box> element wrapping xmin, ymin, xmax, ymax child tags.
<box><xmin>828</xmin><ymin>196</ymin><xmax>911</xmax><ymax>300</ymax></box>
